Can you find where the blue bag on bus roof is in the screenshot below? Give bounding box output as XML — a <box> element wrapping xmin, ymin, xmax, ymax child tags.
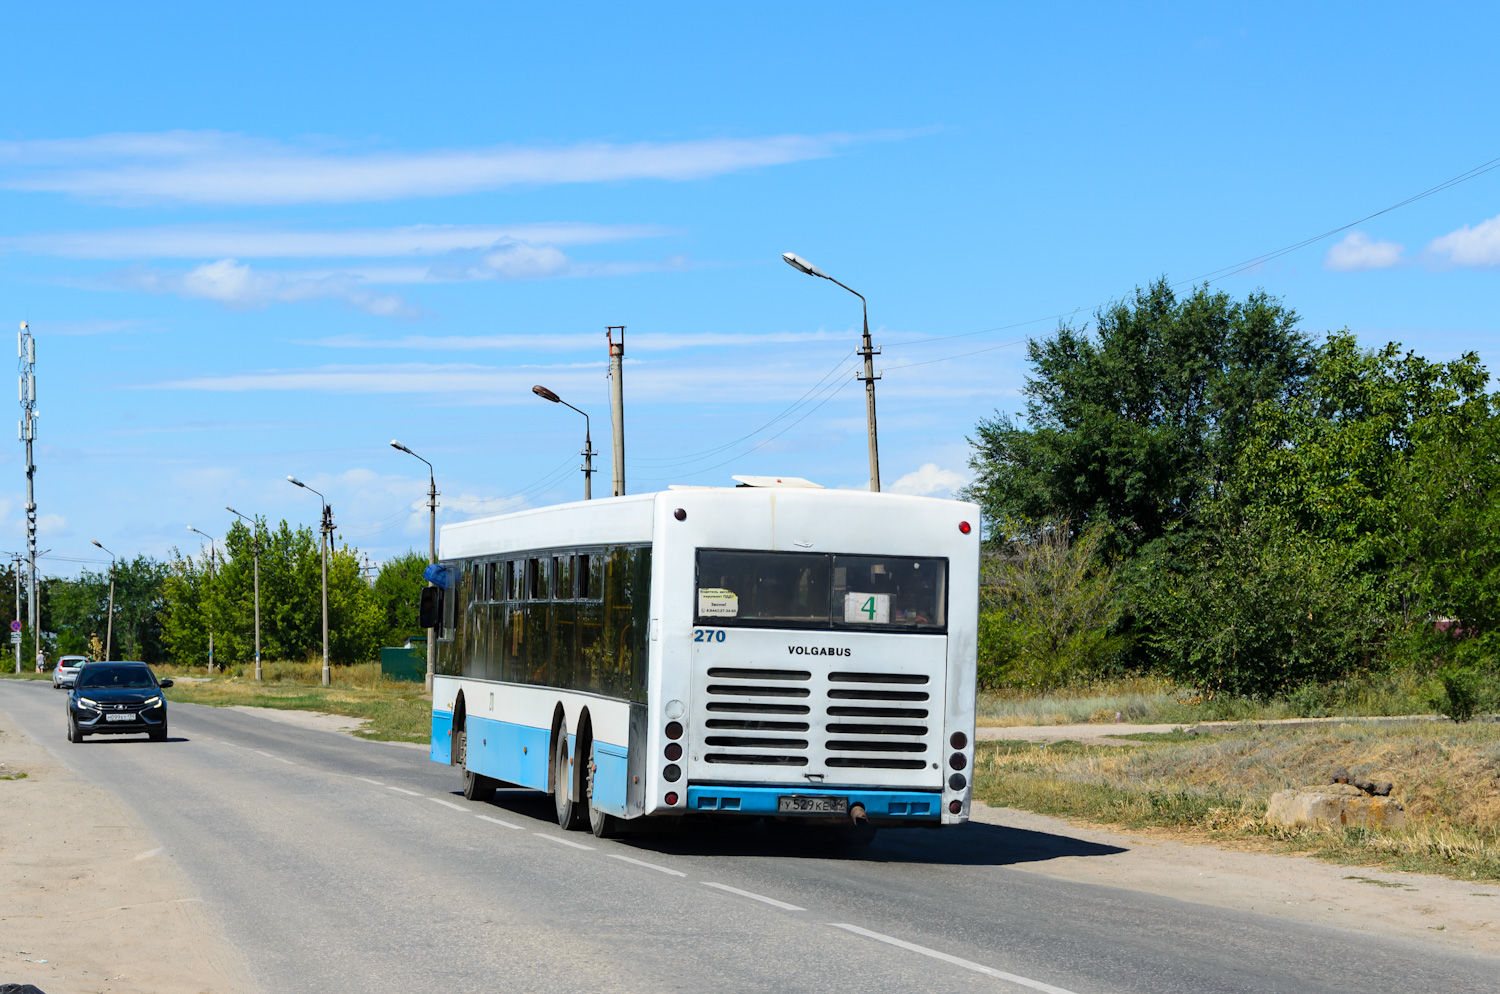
<box><xmin>423</xmin><ymin>563</ymin><xmax>452</xmax><ymax>588</ymax></box>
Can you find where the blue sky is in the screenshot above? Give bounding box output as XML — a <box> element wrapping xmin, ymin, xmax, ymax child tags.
<box><xmin>4</xmin><ymin>3</ymin><xmax>1499</xmax><ymax>574</ymax></box>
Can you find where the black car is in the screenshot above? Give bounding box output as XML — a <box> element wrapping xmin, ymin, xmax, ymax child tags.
<box><xmin>67</xmin><ymin>662</ymin><xmax>173</xmax><ymax>743</ymax></box>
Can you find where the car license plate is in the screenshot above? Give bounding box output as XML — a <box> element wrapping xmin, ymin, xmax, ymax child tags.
<box><xmin>777</xmin><ymin>794</ymin><xmax>848</xmax><ymax>814</ymax></box>
<box><xmin>105</xmin><ymin>713</ymin><xmax>136</xmax><ymax>722</ymax></box>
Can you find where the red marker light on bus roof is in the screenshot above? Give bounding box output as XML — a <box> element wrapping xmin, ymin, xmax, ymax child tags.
<box><xmin>674</xmin><ymin>508</ymin><xmax>687</xmax><ymax>521</ymax></box>
<box><xmin>959</xmin><ymin>521</ymin><xmax>972</xmax><ymax>534</ymax></box>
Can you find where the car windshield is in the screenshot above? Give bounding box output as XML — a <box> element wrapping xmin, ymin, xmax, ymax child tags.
<box><xmin>76</xmin><ymin>666</ymin><xmax>156</xmax><ymax>690</ymax></box>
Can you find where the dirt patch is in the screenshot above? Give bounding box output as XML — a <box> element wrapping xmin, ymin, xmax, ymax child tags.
<box><xmin>224</xmin><ymin>705</ymin><xmax>369</xmax><ymax>735</ymax></box>
<box><xmin>972</xmin><ymin>801</ymin><xmax>1500</xmax><ymax>956</ymax></box>
<box><xmin>0</xmin><ymin>711</ymin><xmax>254</xmax><ymax>994</ymax></box>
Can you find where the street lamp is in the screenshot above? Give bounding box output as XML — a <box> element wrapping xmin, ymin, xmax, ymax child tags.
<box><xmin>531</xmin><ymin>385</ymin><xmax>595</xmax><ymax>500</ymax></box>
<box><xmin>89</xmin><ymin>540</ymin><xmax>116</xmax><ymax>661</ymax></box>
<box><xmin>287</xmin><ymin>476</ymin><xmax>332</xmax><ymax>688</ymax></box>
<box><xmin>782</xmin><ymin>251</ymin><xmax>882</xmax><ymax>492</ymax></box>
<box><xmin>226</xmin><ymin>507</ymin><xmax>262</xmax><ymax>682</ymax></box>
<box><xmin>187</xmin><ymin>526</ymin><xmax>218</xmax><ymax>672</ymax></box>
<box><xmin>390</xmin><ymin>440</ymin><xmax>439</xmax><ymax>692</ymax></box>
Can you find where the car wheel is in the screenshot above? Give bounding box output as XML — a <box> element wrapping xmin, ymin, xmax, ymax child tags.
<box><xmin>553</xmin><ymin>732</ymin><xmax>585</xmax><ymax>830</ymax></box>
<box><xmin>68</xmin><ymin>715</ymin><xmax>84</xmax><ymax>743</ymax></box>
<box><xmin>149</xmin><ymin>721</ymin><xmax>168</xmax><ymax>742</ymax></box>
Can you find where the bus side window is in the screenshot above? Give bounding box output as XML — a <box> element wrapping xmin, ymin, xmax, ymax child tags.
<box><xmin>553</xmin><ymin>554</ymin><xmax>577</xmax><ymax>690</ymax></box>
<box><xmin>577</xmin><ymin>552</ymin><xmax>605</xmax><ymax>694</ymax></box>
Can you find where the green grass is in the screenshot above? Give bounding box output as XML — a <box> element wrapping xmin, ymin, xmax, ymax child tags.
<box><xmin>974</xmin><ymin>719</ymin><xmax>1500</xmax><ymax>882</ymax></box>
<box><xmin>0</xmin><ymin>771</ymin><xmax>28</xmax><ymax>780</ymax></box>
<box><xmin>160</xmin><ymin>666</ymin><xmax>431</xmax><ymax>743</ymax></box>
<box><xmin>976</xmin><ymin>670</ymin><xmax>1456</xmax><ymax>727</ymax></box>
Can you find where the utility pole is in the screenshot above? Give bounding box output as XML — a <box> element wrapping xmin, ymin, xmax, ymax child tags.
<box><xmin>19</xmin><ymin>322</ymin><xmax>39</xmax><ymax>666</ymax></box>
<box><xmin>390</xmin><ymin>442</ymin><xmax>438</xmax><ymax>691</ymax></box>
<box><xmin>90</xmin><ymin>540</ymin><xmax>116</xmax><ymax>661</ymax></box>
<box><xmin>12</xmin><ymin>553</ymin><xmax>20</xmax><ymax>673</ymax></box>
<box><xmin>227</xmin><ymin>508</ymin><xmax>261</xmax><ymax>681</ymax></box>
<box><xmin>188</xmin><ymin>527</ymin><xmax>217</xmax><ymax>672</ymax></box>
<box><xmin>320</xmin><ymin>502</ymin><xmax>332</xmax><ymax>688</ymax></box>
<box><xmin>857</xmin><ymin>310</ymin><xmax>882</xmax><ymax>493</ymax></box>
<box><xmin>780</xmin><ymin>253</ymin><xmax>882</xmax><ymax>491</ymax></box>
<box><xmin>607</xmin><ymin>326</ymin><xmax>626</xmax><ymax>496</ymax></box>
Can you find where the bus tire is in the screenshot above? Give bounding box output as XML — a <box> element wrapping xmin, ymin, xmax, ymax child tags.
<box><xmin>586</xmin><ymin>741</ymin><xmax>618</xmax><ymax>839</ymax></box>
<box><xmin>553</xmin><ymin>731</ymin><xmax>585</xmax><ymax>830</ymax></box>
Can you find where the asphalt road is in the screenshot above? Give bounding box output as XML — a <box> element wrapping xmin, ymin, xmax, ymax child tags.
<box><xmin>2</xmin><ymin>679</ymin><xmax>1493</xmax><ymax>994</ymax></box>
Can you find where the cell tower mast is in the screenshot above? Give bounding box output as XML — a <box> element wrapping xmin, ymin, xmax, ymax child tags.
<box><xmin>18</xmin><ymin>322</ymin><xmax>37</xmax><ymax>669</ymax></box>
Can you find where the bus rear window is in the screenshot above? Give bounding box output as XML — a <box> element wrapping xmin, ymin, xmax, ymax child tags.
<box><xmin>694</xmin><ymin>550</ymin><xmax>946</xmax><ymax>632</ymax></box>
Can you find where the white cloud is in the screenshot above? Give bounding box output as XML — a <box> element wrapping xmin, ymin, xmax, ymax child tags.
<box><xmin>1426</xmin><ymin>213</ymin><xmax>1500</xmax><ymax>268</ymax></box>
<box><xmin>888</xmin><ymin>463</ymin><xmax>968</xmax><ymax>498</ymax></box>
<box><xmin>297</xmin><ymin>329</ymin><xmax>855</xmax><ymax>352</ymax></box>
<box><xmin>1</xmin><ymin>130</ymin><xmax>863</xmax><ymax>205</ymax></box>
<box><xmin>2</xmin><ymin>222</ymin><xmax>668</xmax><ymax>260</ymax></box>
<box><xmin>1324</xmin><ymin>231</ymin><xmax>1404</xmax><ymax>272</ymax></box>
<box><xmin>120</xmin><ymin>258</ymin><xmax>414</xmax><ymax>317</ymax></box>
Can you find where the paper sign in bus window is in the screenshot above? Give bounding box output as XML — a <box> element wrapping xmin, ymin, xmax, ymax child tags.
<box><xmin>844</xmin><ymin>592</ymin><xmax>890</xmax><ymax>624</ymax></box>
<box><xmin>698</xmin><ymin>588</ymin><xmax>740</xmax><ymax>618</ymax></box>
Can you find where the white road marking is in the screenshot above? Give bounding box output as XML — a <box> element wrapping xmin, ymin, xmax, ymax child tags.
<box><xmin>254</xmin><ymin>750</ymin><xmax>274</xmax><ymax>758</ymax></box>
<box><xmin>133</xmin><ymin>847</ymin><xmax>163</xmax><ymax>860</ymax></box>
<box><xmin>827</xmin><ymin>923</ymin><xmax>1080</xmax><ymax>994</ymax></box>
<box><xmin>477</xmin><ymin>814</ymin><xmax>524</xmax><ymax>830</ymax></box>
<box><xmin>701</xmin><ymin>882</ymin><xmax>804</xmax><ymax>911</ymax></box>
<box><xmin>428</xmin><ymin>797</ymin><xmax>468</xmax><ymax>812</ymax></box>
<box><xmin>386</xmin><ymin>785</ymin><xmax>422</xmax><ymax>796</ymax></box>
<box><xmin>275</xmin><ymin>757</ymin><xmax>294</xmax><ymax>764</ymax></box>
<box><xmin>533</xmin><ymin>833</ymin><xmax>594</xmax><ymax>851</ymax></box>
<box><xmin>355</xmin><ymin>777</ymin><xmax>383</xmax><ymax>785</ymax></box>
<box><xmin>609</xmin><ymin>853</ymin><xmax>685</xmax><ymax>877</ymax></box>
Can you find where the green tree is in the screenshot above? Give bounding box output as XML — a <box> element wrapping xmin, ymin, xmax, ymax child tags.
<box><xmin>965</xmin><ymin>279</ymin><xmax>1310</xmax><ymax>554</ymax></box>
<box><xmin>372</xmin><ymin>550</ymin><xmax>429</xmax><ymax>647</ymax></box>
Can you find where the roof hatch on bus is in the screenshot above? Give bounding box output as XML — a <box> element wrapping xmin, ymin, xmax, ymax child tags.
<box><xmin>730</xmin><ymin>475</ymin><xmax>824</xmax><ymax>489</ymax></box>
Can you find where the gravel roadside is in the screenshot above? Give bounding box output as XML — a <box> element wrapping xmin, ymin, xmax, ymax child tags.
<box><xmin>0</xmin><ymin>705</ymin><xmax>255</xmax><ymax>994</ymax></box>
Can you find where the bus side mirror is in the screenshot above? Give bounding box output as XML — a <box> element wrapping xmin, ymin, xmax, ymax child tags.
<box><xmin>419</xmin><ymin>586</ymin><xmax>443</xmax><ymax>629</ymax></box>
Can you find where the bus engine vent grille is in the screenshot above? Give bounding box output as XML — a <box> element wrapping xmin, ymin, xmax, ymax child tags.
<box><xmin>704</xmin><ymin>668</ymin><xmax>812</xmax><ymax>767</ymax></box>
<box><xmin>823</xmin><ymin>672</ymin><xmax>931</xmax><ymax>770</ymax></box>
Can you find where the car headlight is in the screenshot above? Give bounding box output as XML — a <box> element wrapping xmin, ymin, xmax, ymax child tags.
<box><xmin>77</xmin><ymin>697</ymin><xmax>100</xmax><ymax>710</ymax></box>
<box><xmin>143</xmin><ymin>696</ymin><xmax>162</xmax><ymax>708</ymax></box>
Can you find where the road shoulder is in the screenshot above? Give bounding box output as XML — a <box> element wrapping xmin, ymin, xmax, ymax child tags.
<box><xmin>0</xmin><ymin>703</ymin><xmax>256</xmax><ymax>994</ymax></box>
<box><xmin>972</xmin><ymin>801</ymin><xmax>1499</xmax><ymax>956</ymax></box>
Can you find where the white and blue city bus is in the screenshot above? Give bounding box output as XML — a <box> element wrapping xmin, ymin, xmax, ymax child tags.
<box><xmin>425</xmin><ymin>476</ymin><xmax>980</xmax><ymax>841</ymax></box>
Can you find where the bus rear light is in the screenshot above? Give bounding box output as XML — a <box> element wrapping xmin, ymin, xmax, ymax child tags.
<box><xmin>665</xmin><ymin>720</ymin><xmax>683</xmax><ymax>740</ymax></box>
<box><xmin>663</xmin><ymin>764</ymin><xmax>682</xmax><ymax>782</ymax></box>
<box><xmin>949</xmin><ymin>799</ymin><xmax>962</xmax><ymax>815</ymax></box>
<box><xmin>950</xmin><ymin>731</ymin><xmax>967</xmax><ymax>749</ymax></box>
<box><xmin>959</xmin><ymin>521</ymin><xmax>971</xmax><ymax>534</ymax></box>
<box><xmin>665</xmin><ymin>792</ymin><xmax>679</xmax><ymax>805</ymax></box>
<box><xmin>948</xmin><ymin>773</ymin><xmax>966</xmax><ymax>791</ymax></box>
<box><xmin>664</xmin><ymin>742</ymin><xmax>683</xmax><ymax>761</ymax></box>
<box><xmin>949</xmin><ymin>752</ymin><xmax>967</xmax><ymax>771</ymax></box>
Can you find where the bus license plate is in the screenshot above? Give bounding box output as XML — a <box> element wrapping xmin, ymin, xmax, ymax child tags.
<box><xmin>777</xmin><ymin>795</ymin><xmax>848</xmax><ymax>814</ymax></box>
<box><xmin>105</xmin><ymin>713</ymin><xmax>136</xmax><ymax>722</ymax></box>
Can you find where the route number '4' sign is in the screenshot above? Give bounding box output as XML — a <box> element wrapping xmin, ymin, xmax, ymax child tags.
<box><xmin>843</xmin><ymin>592</ymin><xmax>890</xmax><ymax>624</ymax></box>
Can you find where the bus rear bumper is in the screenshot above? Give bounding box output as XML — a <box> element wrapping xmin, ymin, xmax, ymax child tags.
<box><xmin>685</xmin><ymin>785</ymin><xmax>945</xmax><ymax>823</ymax></box>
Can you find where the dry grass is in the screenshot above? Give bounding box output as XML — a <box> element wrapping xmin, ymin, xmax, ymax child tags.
<box><xmin>974</xmin><ymin>719</ymin><xmax>1500</xmax><ymax>881</ymax></box>
<box><xmin>157</xmin><ymin>662</ymin><xmax>431</xmax><ymax>743</ymax></box>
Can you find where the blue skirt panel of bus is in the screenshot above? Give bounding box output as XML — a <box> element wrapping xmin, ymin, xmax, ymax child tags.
<box><xmin>465</xmin><ymin>714</ymin><xmax>553</xmax><ymax>791</ymax></box>
<box><xmin>686</xmin><ymin>785</ymin><xmax>942</xmax><ymax>820</ymax></box>
<box><xmin>591</xmin><ymin>740</ymin><xmax>629</xmax><ymax>817</ymax></box>
<box><xmin>431</xmin><ymin>709</ymin><xmax>453</xmax><ymax>765</ymax></box>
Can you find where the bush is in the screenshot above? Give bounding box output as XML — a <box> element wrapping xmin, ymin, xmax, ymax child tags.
<box><xmin>1435</xmin><ymin>670</ymin><xmax>1482</xmax><ymax>723</ymax></box>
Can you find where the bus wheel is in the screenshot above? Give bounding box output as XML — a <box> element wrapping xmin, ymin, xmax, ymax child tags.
<box><xmin>553</xmin><ymin>732</ymin><xmax>585</xmax><ymax>830</ymax></box>
<box><xmin>586</xmin><ymin>742</ymin><xmax>618</xmax><ymax>839</ymax></box>
<box><xmin>455</xmin><ymin>728</ymin><xmax>495</xmax><ymax>802</ymax></box>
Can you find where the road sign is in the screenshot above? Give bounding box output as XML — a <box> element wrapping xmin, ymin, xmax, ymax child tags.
<box><xmin>9</xmin><ymin>631</ymin><xmax>21</xmax><ymax>644</ymax></box>
<box><xmin>9</xmin><ymin>620</ymin><xmax>20</xmax><ymax>632</ymax></box>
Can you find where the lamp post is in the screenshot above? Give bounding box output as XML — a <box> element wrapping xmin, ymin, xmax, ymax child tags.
<box><xmin>530</xmin><ymin>385</ymin><xmax>595</xmax><ymax>500</ymax></box>
<box><xmin>226</xmin><ymin>507</ymin><xmax>262</xmax><ymax>681</ymax></box>
<box><xmin>287</xmin><ymin>476</ymin><xmax>332</xmax><ymax>687</ymax></box>
<box><xmin>89</xmin><ymin>540</ymin><xmax>116</xmax><ymax>661</ymax></box>
<box><xmin>187</xmin><ymin>527</ymin><xmax>218</xmax><ymax>672</ymax></box>
<box><xmin>390</xmin><ymin>440</ymin><xmax>439</xmax><ymax>692</ymax></box>
<box><xmin>782</xmin><ymin>252</ymin><xmax>882</xmax><ymax>492</ymax></box>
